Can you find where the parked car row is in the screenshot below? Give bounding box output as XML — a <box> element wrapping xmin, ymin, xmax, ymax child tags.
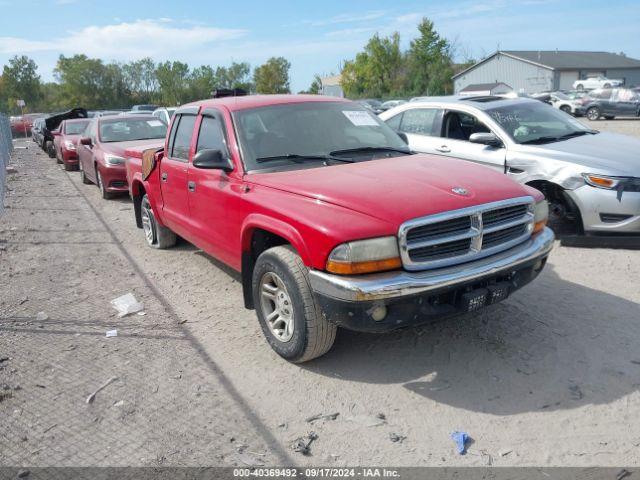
<box><xmin>41</xmin><ymin>93</ymin><xmax>558</xmax><ymax>362</ymax></box>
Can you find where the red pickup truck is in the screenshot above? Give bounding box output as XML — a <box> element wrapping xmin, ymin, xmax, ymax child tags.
<box><xmin>125</xmin><ymin>95</ymin><xmax>554</xmax><ymax>362</ymax></box>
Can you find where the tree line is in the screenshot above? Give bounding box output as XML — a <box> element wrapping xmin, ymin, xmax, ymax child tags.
<box><xmin>0</xmin><ymin>55</ymin><xmax>292</xmax><ymax>114</ymax></box>
<box><xmin>0</xmin><ymin>17</ymin><xmax>468</xmax><ymax>114</ymax></box>
<box><xmin>341</xmin><ymin>18</ymin><xmax>472</xmax><ymax>99</ymax></box>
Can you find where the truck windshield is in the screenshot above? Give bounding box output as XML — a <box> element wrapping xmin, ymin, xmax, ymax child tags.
<box><xmin>99</xmin><ymin>118</ymin><xmax>167</xmax><ymax>143</ymax></box>
<box><xmin>485</xmin><ymin>102</ymin><xmax>594</xmax><ymax>145</ymax></box>
<box><xmin>233</xmin><ymin>102</ymin><xmax>410</xmax><ymax>171</ymax></box>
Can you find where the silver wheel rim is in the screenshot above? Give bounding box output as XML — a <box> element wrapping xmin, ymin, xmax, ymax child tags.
<box><xmin>259</xmin><ymin>272</ymin><xmax>294</xmax><ymax>342</ymax></box>
<box><xmin>588</xmin><ymin>109</ymin><xmax>598</xmax><ymax>120</ymax></box>
<box><xmin>141</xmin><ymin>202</ymin><xmax>155</xmax><ymax>245</ymax></box>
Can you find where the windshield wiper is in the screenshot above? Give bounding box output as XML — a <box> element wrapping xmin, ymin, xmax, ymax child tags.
<box><xmin>521</xmin><ymin>130</ymin><xmax>599</xmax><ymax>145</ymax></box>
<box><xmin>255</xmin><ymin>154</ymin><xmax>354</xmax><ymax>164</ymax></box>
<box><xmin>557</xmin><ymin>130</ymin><xmax>598</xmax><ymax>139</ymax></box>
<box><xmin>330</xmin><ymin>146</ymin><xmax>412</xmax><ymax>156</ymax></box>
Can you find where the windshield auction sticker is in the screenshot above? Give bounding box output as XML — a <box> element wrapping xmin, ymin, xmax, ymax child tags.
<box><xmin>342</xmin><ymin>110</ymin><xmax>379</xmax><ymax>126</ymax></box>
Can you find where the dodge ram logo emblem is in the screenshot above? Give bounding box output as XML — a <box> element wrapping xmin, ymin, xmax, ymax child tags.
<box><xmin>451</xmin><ymin>187</ymin><xmax>469</xmax><ymax>196</ymax></box>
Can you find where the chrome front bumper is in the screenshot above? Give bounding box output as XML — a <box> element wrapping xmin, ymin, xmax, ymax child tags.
<box><xmin>309</xmin><ymin>228</ymin><xmax>555</xmax><ymax>302</ymax></box>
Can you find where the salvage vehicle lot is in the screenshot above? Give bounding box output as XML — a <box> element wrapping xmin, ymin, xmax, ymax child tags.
<box><xmin>1</xmin><ymin>120</ymin><xmax>640</xmax><ymax>467</ymax></box>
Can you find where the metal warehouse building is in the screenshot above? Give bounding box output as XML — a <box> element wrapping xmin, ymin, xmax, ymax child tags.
<box><xmin>453</xmin><ymin>50</ymin><xmax>640</xmax><ymax>94</ymax></box>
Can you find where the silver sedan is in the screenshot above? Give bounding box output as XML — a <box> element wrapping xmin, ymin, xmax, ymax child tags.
<box><xmin>379</xmin><ymin>96</ymin><xmax>640</xmax><ymax>234</ymax></box>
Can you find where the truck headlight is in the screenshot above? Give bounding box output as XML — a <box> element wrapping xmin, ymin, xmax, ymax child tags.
<box><xmin>326</xmin><ymin>236</ymin><xmax>401</xmax><ymax>275</ymax></box>
<box><xmin>532</xmin><ymin>199</ymin><xmax>549</xmax><ymax>235</ymax></box>
<box><xmin>104</xmin><ymin>154</ymin><xmax>125</xmax><ymax>166</ymax></box>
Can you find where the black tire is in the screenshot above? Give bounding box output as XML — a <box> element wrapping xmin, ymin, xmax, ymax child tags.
<box><xmin>55</xmin><ymin>149</ymin><xmax>63</xmax><ymax>164</ymax></box>
<box><xmin>45</xmin><ymin>141</ymin><xmax>56</xmax><ymax>158</ymax></box>
<box><xmin>560</xmin><ymin>105</ymin><xmax>572</xmax><ymax>114</ymax></box>
<box><xmin>79</xmin><ymin>160</ymin><xmax>91</xmax><ymax>184</ymax></box>
<box><xmin>96</xmin><ymin>167</ymin><xmax>115</xmax><ymax>200</ymax></box>
<box><xmin>576</xmin><ymin>84</ymin><xmax>584</xmax><ymax>91</ymax></box>
<box><xmin>586</xmin><ymin>106</ymin><xmax>600</xmax><ymax>121</ymax></box>
<box><xmin>64</xmin><ymin>162</ymin><xmax>76</xmax><ymax>172</ymax></box>
<box><xmin>140</xmin><ymin>194</ymin><xmax>176</xmax><ymax>249</ymax></box>
<box><xmin>252</xmin><ymin>246</ymin><xmax>336</xmax><ymax>363</ymax></box>
<box><xmin>603</xmin><ymin>83</ymin><xmax>611</xmax><ymax>88</ymax></box>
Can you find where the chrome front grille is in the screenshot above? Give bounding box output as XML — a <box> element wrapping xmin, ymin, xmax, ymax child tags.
<box><xmin>398</xmin><ymin>196</ymin><xmax>535</xmax><ymax>271</ymax></box>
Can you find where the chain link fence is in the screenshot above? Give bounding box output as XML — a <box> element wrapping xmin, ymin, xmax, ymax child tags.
<box><xmin>0</xmin><ymin>113</ymin><xmax>14</xmax><ymax>215</ymax></box>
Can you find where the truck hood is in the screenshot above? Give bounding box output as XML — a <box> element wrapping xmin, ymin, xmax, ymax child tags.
<box><xmin>513</xmin><ymin>132</ymin><xmax>640</xmax><ymax>176</ymax></box>
<box><xmin>246</xmin><ymin>154</ymin><xmax>534</xmax><ymax>225</ymax></box>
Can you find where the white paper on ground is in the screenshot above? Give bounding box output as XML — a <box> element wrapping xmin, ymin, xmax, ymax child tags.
<box><xmin>106</xmin><ymin>329</ymin><xmax>118</xmax><ymax>337</ymax></box>
<box><xmin>111</xmin><ymin>293</ymin><xmax>144</xmax><ymax>317</ymax></box>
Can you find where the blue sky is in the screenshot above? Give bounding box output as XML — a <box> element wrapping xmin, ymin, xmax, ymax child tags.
<box><xmin>0</xmin><ymin>0</ymin><xmax>639</xmax><ymax>92</ymax></box>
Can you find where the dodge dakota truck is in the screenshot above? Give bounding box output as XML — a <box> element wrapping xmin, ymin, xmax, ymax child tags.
<box><xmin>125</xmin><ymin>95</ymin><xmax>554</xmax><ymax>362</ymax></box>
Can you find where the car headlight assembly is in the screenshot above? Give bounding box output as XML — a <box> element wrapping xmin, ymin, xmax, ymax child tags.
<box><xmin>532</xmin><ymin>199</ymin><xmax>549</xmax><ymax>235</ymax></box>
<box><xmin>326</xmin><ymin>236</ymin><xmax>401</xmax><ymax>275</ymax></box>
<box><xmin>63</xmin><ymin>140</ymin><xmax>76</xmax><ymax>150</ymax></box>
<box><xmin>104</xmin><ymin>154</ymin><xmax>126</xmax><ymax>166</ymax></box>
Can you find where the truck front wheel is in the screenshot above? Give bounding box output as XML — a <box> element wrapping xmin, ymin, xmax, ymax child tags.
<box><xmin>252</xmin><ymin>246</ymin><xmax>336</xmax><ymax>363</ymax></box>
<box><xmin>140</xmin><ymin>194</ymin><xmax>176</xmax><ymax>249</ymax></box>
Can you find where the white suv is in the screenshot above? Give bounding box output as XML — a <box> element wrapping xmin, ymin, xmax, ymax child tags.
<box><xmin>573</xmin><ymin>76</ymin><xmax>623</xmax><ymax>91</ymax></box>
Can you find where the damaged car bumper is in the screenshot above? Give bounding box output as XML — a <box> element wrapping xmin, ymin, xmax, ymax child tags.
<box><xmin>567</xmin><ymin>185</ymin><xmax>640</xmax><ymax>234</ymax></box>
<box><xmin>309</xmin><ymin>228</ymin><xmax>555</xmax><ymax>332</ymax></box>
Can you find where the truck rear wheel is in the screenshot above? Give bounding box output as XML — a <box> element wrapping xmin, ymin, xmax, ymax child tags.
<box><xmin>141</xmin><ymin>194</ymin><xmax>176</xmax><ymax>249</ymax></box>
<box><xmin>252</xmin><ymin>246</ymin><xmax>336</xmax><ymax>363</ymax></box>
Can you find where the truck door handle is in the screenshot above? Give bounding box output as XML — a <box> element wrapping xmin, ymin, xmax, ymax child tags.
<box><xmin>161</xmin><ymin>172</ymin><xmax>168</xmax><ymax>181</ymax></box>
<box><xmin>436</xmin><ymin>145</ymin><xmax>451</xmax><ymax>153</ymax></box>
<box><xmin>187</xmin><ymin>181</ymin><xmax>196</xmax><ymax>192</ymax></box>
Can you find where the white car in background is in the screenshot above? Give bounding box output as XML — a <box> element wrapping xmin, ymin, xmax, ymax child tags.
<box><xmin>549</xmin><ymin>92</ymin><xmax>582</xmax><ymax>115</ymax></box>
<box><xmin>152</xmin><ymin>107</ymin><xmax>177</xmax><ymax>125</ymax></box>
<box><xmin>379</xmin><ymin>96</ymin><xmax>640</xmax><ymax>235</ymax></box>
<box><xmin>573</xmin><ymin>76</ymin><xmax>623</xmax><ymax>91</ymax></box>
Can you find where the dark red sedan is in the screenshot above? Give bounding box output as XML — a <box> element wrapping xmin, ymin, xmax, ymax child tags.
<box><xmin>77</xmin><ymin>115</ymin><xmax>167</xmax><ymax>199</ymax></box>
<box><xmin>53</xmin><ymin>118</ymin><xmax>91</xmax><ymax>171</ymax></box>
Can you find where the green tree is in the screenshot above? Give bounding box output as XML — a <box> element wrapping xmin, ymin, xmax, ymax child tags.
<box><xmin>155</xmin><ymin>61</ymin><xmax>191</xmax><ymax>105</ymax></box>
<box><xmin>123</xmin><ymin>58</ymin><xmax>158</xmax><ymax>104</ymax></box>
<box><xmin>215</xmin><ymin>62</ymin><xmax>253</xmax><ymax>91</ymax></box>
<box><xmin>54</xmin><ymin>54</ymin><xmax>108</xmax><ymax>109</ymax></box>
<box><xmin>299</xmin><ymin>74</ymin><xmax>322</xmax><ymax>94</ymax></box>
<box><xmin>2</xmin><ymin>55</ymin><xmax>42</xmax><ymax>113</ymax></box>
<box><xmin>341</xmin><ymin>33</ymin><xmax>403</xmax><ymax>98</ymax></box>
<box><xmin>254</xmin><ymin>57</ymin><xmax>291</xmax><ymax>94</ymax></box>
<box><xmin>405</xmin><ymin>18</ymin><xmax>454</xmax><ymax>96</ymax></box>
<box><xmin>189</xmin><ymin>65</ymin><xmax>216</xmax><ymax>100</ymax></box>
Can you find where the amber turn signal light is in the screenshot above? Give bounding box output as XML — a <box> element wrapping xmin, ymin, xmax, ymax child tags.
<box><xmin>326</xmin><ymin>257</ymin><xmax>402</xmax><ymax>275</ymax></box>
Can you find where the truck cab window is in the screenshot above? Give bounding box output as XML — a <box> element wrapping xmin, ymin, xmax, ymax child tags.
<box><xmin>196</xmin><ymin>116</ymin><xmax>227</xmax><ymax>155</ymax></box>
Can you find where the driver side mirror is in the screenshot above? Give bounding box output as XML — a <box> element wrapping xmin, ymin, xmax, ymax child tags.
<box><xmin>80</xmin><ymin>136</ymin><xmax>92</xmax><ymax>146</ymax></box>
<box><xmin>192</xmin><ymin>149</ymin><xmax>233</xmax><ymax>172</ymax></box>
<box><xmin>469</xmin><ymin>132</ymin><xmax>503</xmax><ymax>147</ymax></box>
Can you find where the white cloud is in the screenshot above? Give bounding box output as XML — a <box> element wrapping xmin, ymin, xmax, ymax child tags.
<box><xmin>307</xmin><ymin>10</ymin><xmax>388</xmax><ymax>27</ymax></box>
<box><xmin>0</xmin><ymin>19</ymin><xmax>246</xmax><ymax>59</ymax></box>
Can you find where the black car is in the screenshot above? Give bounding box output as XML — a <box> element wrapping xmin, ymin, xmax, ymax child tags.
<box><xmin>580</xmin><ymin>88</ymin><xmax>640</xmax><ymax>120</ymax></box>
<box><xmin>31</xmin><ymin>117</ymin><xmax>48</xmax><ymax>147</ymax></box>
<box><xmin>42</xmin><ymin>108</ymin><xmax>88</xmax><ymax>157</ymax></box>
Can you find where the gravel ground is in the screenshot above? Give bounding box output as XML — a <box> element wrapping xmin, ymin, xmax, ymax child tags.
<box><xmin>1</xmin><ymin>121</ymin><xmax>639</xmax><ymax>468</ymax></box>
